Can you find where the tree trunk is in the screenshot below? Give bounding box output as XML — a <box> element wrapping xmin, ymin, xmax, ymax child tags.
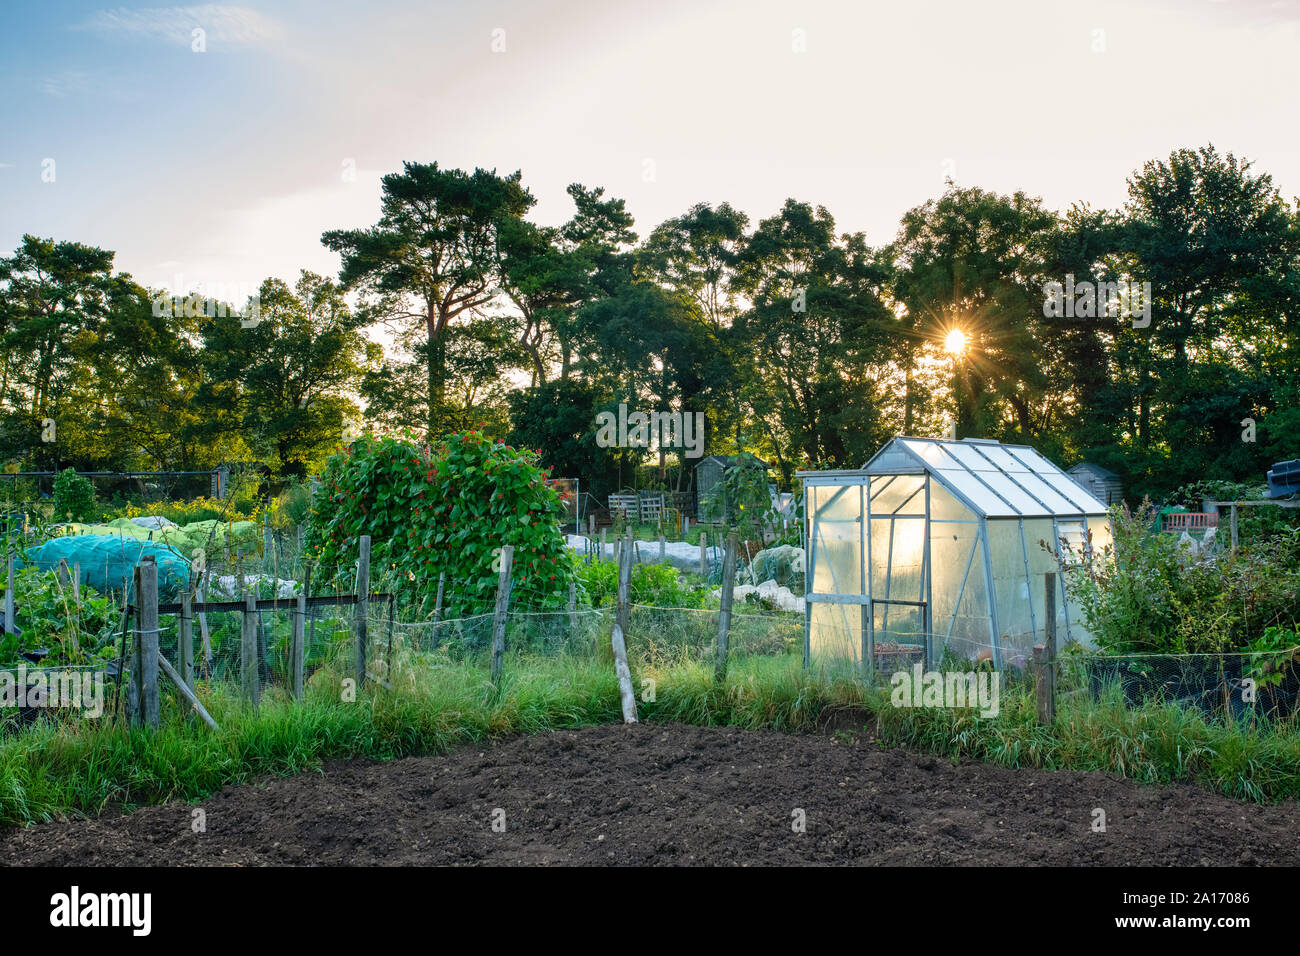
<box><xmin>427</xmin><ymin>309</ymin><xmax>447</xmax><ymax>436</ymax></box>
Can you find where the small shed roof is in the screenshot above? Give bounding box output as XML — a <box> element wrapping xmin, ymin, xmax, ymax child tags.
<box><xmin>1067</xmin><ymin>461</ymin><xmax>1120</xmax><ymax>481</ymax></box>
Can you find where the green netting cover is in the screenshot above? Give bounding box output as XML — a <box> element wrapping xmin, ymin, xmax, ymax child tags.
<box><xmin>22</xmin><ymin>535</ymin><xmax>192</xmax><ymax>597</ymax></box>
<box><xmin>56</xmin><ymin>517</ymin><xmax>257</xmax><ymax>556</ymax></box>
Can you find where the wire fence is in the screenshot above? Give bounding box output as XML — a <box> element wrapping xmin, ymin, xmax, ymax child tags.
<box><xmin>3</xmin><ymin>541</ymin><xmax>1298</xmax><ymax>731</ymax></box>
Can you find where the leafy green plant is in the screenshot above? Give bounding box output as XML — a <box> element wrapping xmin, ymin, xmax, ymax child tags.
<box><xmin>0</xmin><ymin>567</ymin><xmax>117</xmax><ymax>666</ymax></box>
<box><xmin>1066</xmin><ymin>501</ymin><xmax>1300</xmax><ymax>655</ymax></box>
<box><xmin>306</xmin><ymin>431</ymin><xmax>576</xmax><ymax>617</ymax></box>
<box><xmin>52</xmin><ymin>468</ymin><xmax>95</xmax><ymax>523</ymax></box>
<box><xmin>1244</xmin><ymin>626</ymin><xmax>1299</xmax><ymax>703</ymax></box>
<box><xmin>575</xmin><ymin>557</ymin><xmax>708</xmax><ymax>609</ymax></box>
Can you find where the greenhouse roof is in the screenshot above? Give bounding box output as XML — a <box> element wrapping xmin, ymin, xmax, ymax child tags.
<box><xmin>801</xmin><ymin>436</ymin><xmax>1109</xmax><ymax>518</ymax></box>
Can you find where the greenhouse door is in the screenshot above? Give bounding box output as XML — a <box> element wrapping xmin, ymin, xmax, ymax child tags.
<box><xmin>869</xmin><ymin>597</ymin><xmax>929</xmax><ymax>673</ymax></box>
<box><xmin>867</xmin><ymin>473</ymin><xmax>931</xmax><ymax>671</ymax></box>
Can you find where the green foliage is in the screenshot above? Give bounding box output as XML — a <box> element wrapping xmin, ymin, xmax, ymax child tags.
<box><xmin>306</xmin><ymin>430</ymin><xmax>575</xmax><ymax>616</ymax></box>
<box><xmin>52</xmin><ymin>468</ymin><xmax>95</xmax><ymax>523</ymax></box>
<box><xmin>1067</xmin><ymin>502</ymin><xmax>1300</xmax><ymax>654</ymax></box>
<box><xmin>0</xmin><ymin>567</ymin><xmax>117</xmax><ymax>666</ymax></box>
<box><xmin>575</xmin><ymin>557</ymin><xmax>708</xmax><ymax>610</ymax></box>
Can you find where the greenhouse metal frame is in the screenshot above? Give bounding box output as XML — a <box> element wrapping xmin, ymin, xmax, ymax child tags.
<box><xmin>798</xmin><ymin>437</ymin><xmax>1112</xmax><ymax>673</ymax></box>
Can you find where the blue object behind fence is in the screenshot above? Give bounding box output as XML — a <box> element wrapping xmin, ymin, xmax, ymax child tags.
<box><xmin>21</xmin><ymin>534</ymin><xmax>191</xmax><ymax>597</ymax></box>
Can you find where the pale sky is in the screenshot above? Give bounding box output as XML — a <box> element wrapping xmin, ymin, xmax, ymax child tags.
<box><xmin>3</xmin><ymin>0</ymin><xmax>1300</xmax><ymax>299</ymax></box>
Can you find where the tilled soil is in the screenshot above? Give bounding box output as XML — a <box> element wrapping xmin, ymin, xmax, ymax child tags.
<box><xmin>3</xmin><ymin>721</ymin><xmax>1297</xmax><ymax>865</ymax></box>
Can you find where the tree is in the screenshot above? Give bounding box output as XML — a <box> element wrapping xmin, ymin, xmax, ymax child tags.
<box><xmin>641</xmin><ymin>201</ymin><xmax>749</xmax><ymax>330</ymax></box>
<box><xmin>199</xmin><ymin>272</ymin><xmax>372</xmax><ymax>477</ymax></box>
<box><xmin>891</xmin><ymin>186</ymin><xmax>1058</xmax><ymax>441</ymax></box>
<box><xmin>322</xmin><ymin>163</ymin><xmax>534</xmax><ymax>434</ymax></box>
<box><xmin>732</xmin><ymin>200</ymin><xmax>896</xmax><ymax>472</ymax></box>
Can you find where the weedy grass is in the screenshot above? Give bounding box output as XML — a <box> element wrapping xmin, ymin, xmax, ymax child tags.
<box><xmin>1</xmin><ymin>653</ymin><xmax>1298</xmax><ymax>827</ymax></box>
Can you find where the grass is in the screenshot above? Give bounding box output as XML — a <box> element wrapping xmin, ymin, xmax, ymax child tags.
<box><xmin>1</xmin><ymin>652</ymin><xmax>1298</xmax><ymax>828</ymax></box>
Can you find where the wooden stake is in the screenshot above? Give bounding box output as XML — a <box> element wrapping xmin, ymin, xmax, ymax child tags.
<box><xmin>241</xmin><ymin>588</ymin><xmax>260</xmax><ymax>707</ymax></box>
<box><xmin>56</xmin><ymin>558</ymin><xmax>79</xmax><ymax>656</ymax></box>
<box><xmin>611</xmin><ymin>538</ymin><xmax>638</xmax><ymax>723</ymax></box>
<box><xmin>292</xmin><ymin>563</ymin><xmax>309</xmax><ymax>701</ymax></box>
<box><xmin>134</xmin><ymin>557</ymin><xmax>160</xmax><ymax>729</ymax></box>
<box><xmin>198</xmin><ymin>570</ymin><xmax>212</xmax><ymax>678</ymax></box>
<box><xmin>567</xmin><ymin>580</ymin><xmax>577</xmax><ymax>635</ymax></box>
<box><xmin>491</xmin><ymin>544</ymin><xmax>514</xmax><ymax>686</ymax></box>
<box><xmin>158</xmin><ymin>655</ymin><xmax>219</xmax><ymax>731</ymax></box>
<box><xmin>355</xmin><ymin>535</ymin><xmax>371</xmax><ymax>689</ymax></box>
<box><xmin>433</xmin><ymin>571</ymin><xmax>445</xmax><ymax>624</ymax></box>
<box><xmin>716</xmin><ymin>532</ymin><xmax>738</xmax><ymax>682</ymax></box>
<box><xmin>1033</xmin><ymin>644</ymin><xmax>1055</xmax><ymax>726</ymax></box>
<box><xmin>617</xmin><ymin>534</ymin><xmax>631</xmax><ymax>637</ymax></box>
<box><xmin>659</xmin><ymin>533</ymin><xmax>666</xmax><ymax>563</ymax></box>
<box><xmin>179</xmin><ymin>589</ymin><xmax>194</xmax><ymax>690</ymax></box>
<box><xmin>699</xmin><ymin>531</ymin><xmax>707</xmax><ymax>576</ymax></box>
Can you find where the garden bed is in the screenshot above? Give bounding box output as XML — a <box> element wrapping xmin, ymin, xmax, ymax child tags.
<box><xmin>4</xmin><ymin>722</ymin><xmax>1298</xmax><ymax>866</ymax></box>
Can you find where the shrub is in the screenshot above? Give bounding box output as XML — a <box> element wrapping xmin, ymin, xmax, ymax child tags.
<box><xmin>0</xmin><ymin>567</ymin><xmax>117</xmax><ymax>666</ymax></box>
<box><xmin>306</xmin><ymin>431</ymin><xmax>575</xmax><ymax>617</ymax></box>
<box><xmin>52</xmin><ymin>468</ymin><xmax>95</xmax><ymax>523</ymax></box>
<box><xmin>1067</xmin><ymin>501</ymin><xmax>1300</xmax><ymax>654</ymax></box>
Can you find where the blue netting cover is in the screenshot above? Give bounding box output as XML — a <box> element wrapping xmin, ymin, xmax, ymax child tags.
<box><xmin>21</xmin><ymin>535</ymin><xmax>192</xmax><ymax>597</ymax></box>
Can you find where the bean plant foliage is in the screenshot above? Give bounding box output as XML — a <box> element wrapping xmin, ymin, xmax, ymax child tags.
<box><xmin>306</xmin><ymin>431</ymin><xmax>576</xmax><ymax>618</ymax></box>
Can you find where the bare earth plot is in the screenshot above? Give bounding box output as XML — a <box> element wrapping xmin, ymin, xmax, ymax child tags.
<box><xmin>3</xmin><ymin>722</ymin><xmax>1297</xmax><ymax>866</ymax></box>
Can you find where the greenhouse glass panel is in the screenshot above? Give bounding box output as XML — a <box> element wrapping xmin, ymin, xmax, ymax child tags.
<box><xmin>928</xmin><ymin>518</ymin><xmax>991</xmax><ymax>661</ymax></box>
<box><xmin>810</xmin><ymin>483</ymin><xmax>863</xmax><ymax>595</ymax></box>
<box><xmin>1011</xmin><ymin>472</ymin><xmax>1079</xmax><ymax>514</ymax></box>
<box><xmin>870</xmin><ymin>474</ymin><xmax>926</xmax><ymax>514</ymax></box>
<box><xmin>810</xmin><ymin>602</ymin><xmax>861</xmax><ymax>664</ymax></box>
<box><xmin>975</xmin><ymin>470</ymin><xmax>1050</xmax><ymax>515</ymax></box>
<box><xmin>944</xmin><ymin>442</ymin><xmax>999</xmax><ymax>471</ymax></box>
<box><xmin>929</xmin><ymin>481</ymin><xmax>975</xmax><ymax>522</ymax></box>
<box><xmin>1042</xmin><ymin>472</ymin><xmax>1106</xmax><ymax>512</ymax></box>
<box><xmin>937</xmin><ymin>469</ymin><xmax>1015</xmax><ymax>515</ymax></box>
<box><xmin>899</xmin><ymin>439</ymin><xmax>963</xmax><ymax>471</ymax></box>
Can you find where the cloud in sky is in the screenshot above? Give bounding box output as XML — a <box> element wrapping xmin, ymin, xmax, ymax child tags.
<box><xmin>78</xmin><ymin>4</ymin><xmax>281</xmax><ymax>47</ymax></box>
<box><xmin>40</xmin><ymin>70</ymin><xmax>93</xmax><ymax>98</ymax></box>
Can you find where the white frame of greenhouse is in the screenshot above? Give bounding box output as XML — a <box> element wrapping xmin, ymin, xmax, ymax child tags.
<box><xmin>798</xmin><ymin>437</ymin><xmax>1112</xmax><ymax>672</ymax></box>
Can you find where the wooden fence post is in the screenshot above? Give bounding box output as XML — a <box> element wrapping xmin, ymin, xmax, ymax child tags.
<box><xmin>134</xmin><ymin>557</ymin><xmax>160</xmax><ymax>729</ymax></box>
<box><xmin>611</xmin><ymin>536</ymin><xmax>638</xmax><ymax>723</ymax></box>
<box><xmin>198</xmin><ymin>570</ymin><xmax>212</xmax><ymax>678</ymax></box>
<box><xmin>658</xmin><ymin>533</ymin><xmax>666</xmax><ymax>563</ymax></box>
<box><xmin>699</xmin><ymin>531</ymin><xmax>707</xmax><ymax>576</ymax></box>
<box><xmin>567</xmin><ymin>580</ymin><xmax>577</xmax><ymax>636</ymax></box>
<box><xmin>179</xmin><ymin>588</ymin><xmax>194</xmax><ymax>690</ymax></box>
<box><xmin>1033</xmin><ymin>644</ymin><xmax>1055</xmax><ymax>726</ymax></box>
<box><xmin>1035</xmin><ymin>572</ymin><xmax>1058</xmax><ymax>726</ymax></box>
<box><xmin>385</xmin><ymin>593</ymin><xmax>396</xmax><ymax>680</ymax></box>
<box><xmin>241</xmin><ymin>588</ymin><xmax>260</xmax><ymax>707</ymax></box>
<box><xmin>433</xmin><ymin>571</ymin><xmax>445</xmax><ymax>624</ymax></box>
<box><xmin>491</xmin><ymin>544</ymin><xmax>514</xmax><ymax>686</ymax></box>
<box><xmin>291</xmin><ymin>563</ymin><xmax>309</xmax><ymax>701</ymax></box>
<box><xmin>617</xmin><ymin>534</ymin><xmax>631</xmax><ymax>637</ymax></box>
<box><xmin>354</xmin><ymin>535</ymin><xmax>371</xmax><ymax>688</ymax></box>
<box><xmin>716</xmin><ymin>532</ymin><xmax>738</xmax><ymax>682</ymax></box>
<box><xmin>600</xmin><ymin>528</ymin><xmax>607</xmax><ymax>561</ymax></box>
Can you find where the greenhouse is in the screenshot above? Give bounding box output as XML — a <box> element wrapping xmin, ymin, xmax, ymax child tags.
<box><xmin>799</xmin><ymin>437</ymin><xmax>1112</xmax><ymax>673</ymax></box>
